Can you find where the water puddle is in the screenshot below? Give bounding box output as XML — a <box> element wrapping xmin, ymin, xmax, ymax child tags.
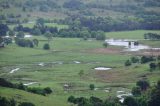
<box><xmin>94</xmin><ymin>67</ymin><xmax>111</xmax><ymax>71</ymax></box>
<box><xmin>117</xmin><ymin>90</ymin><xmax>132</xmax><ymax>103</ymax></box>
<box><xmin>73</xmin><ymin>61</ymin><xmax>81</xmax><ymax>64</ymax></box>
<box><xmin>9</xmin><ymin>68</ymin><xmax>20</xmax><ymax>73</ymax></box>
<box><xmin>23</xmin><ymin>82</ymin><xmax>38</xmax><ymax>86</ymax></box>
<box><xmin>105</xmin><ymin>39</ymin><xmax>149</xmax><ymax>51</ymax></box>
<box><xmin>24</xmin><ymin>35</ymin><xmax>32</xmax><ymax>38</ymax></box>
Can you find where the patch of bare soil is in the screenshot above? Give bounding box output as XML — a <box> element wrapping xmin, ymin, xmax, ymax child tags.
<box><xmin>89</xmin><ymin>48</ymin><xmax>125</xmax><ymax>54</ymax></box>
<box><xmin>134</xmin><ymin>49</ymin><xmax>160</xmax><ymax>56</ymax></box>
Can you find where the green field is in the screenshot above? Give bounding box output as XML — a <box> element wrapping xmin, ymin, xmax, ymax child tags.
<box><xmin>0</xmin><ymin>30</ymin><xmax>160</xmax><ymax>106</ymax></box>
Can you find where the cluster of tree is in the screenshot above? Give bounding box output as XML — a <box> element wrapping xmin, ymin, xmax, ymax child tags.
<box><xmin>15</xmin><ymin>38</ymin><xmax>38</xmax><ymax>48</ymax></box>
<box><xmin>125</xmin><ymin>56</ymin><xmax>140</xmax><ymax>66</ymax></box>
<box><xmin>0</xmin><ymin>24</ymin><xmax>9</xmax><ymax>36</ymax></box>
<box><xmin>125</xmin><ymin>56</ymin><xmax>157</xmax><ymax>66</ymax></box>
<box><xmin>67</xmin><ymin>80</ymin><xmax>160</xmax><ymax>106</ymax></box>
<box><xmin>0</xmin><ymin>96</ymin><xmax>35</xmax><ymax>106</ymax></box>
<box><xmin>144</xmin><ymin>33</ymin><xmax>160</xmax><ymax>40</ymax></box>
<box><xmin>13</xmin><ymin>22</ymin><xmax>106</xmax><ymax>40</ymax></box>
<box><xmin>63</xmin><ymin>0</ymin><xmax>85</xmax><ymax>10</ymax></box>
<box><xmin>68</xmin><ymin>96</ymin><xmax>121</xmax><ymax>106</ymax></box>
<box><xmin>0</xmin><ymin>78</ymin><xmax>52</xmax><ymax>96</ymax></box>
<box><xmin>24</xmin><ymin>0</ymin><xmax>59</xmax><ymax>12</ymax></box>
<box><xmin>58</xmin><ymin>15</ymin><xmax>160</xmax><ymax>32</ymax></box>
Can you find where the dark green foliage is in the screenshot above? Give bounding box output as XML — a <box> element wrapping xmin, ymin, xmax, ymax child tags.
<box><xmin>149</xmin><ymin>63</ymin><xmax>157</xmax><ymax>71</ymax></box>
<box><xmin>63</xmin><ymin>0</ymin><xmax>85</xmax><ymax>10</ymax></box>
<box><xmin>8</xmin><ymin>30</ymin><xmax>15</xmax><ymax>37</ymax></box>
<box><xmin>148</xmin><ymin>81</ymin><xmax>160</xmax><ymax>106</ymax></box>
<box><xmin>157</xmin><ymin>56</ymin><xmax>160</xmax><ymax>61</ymax></box>
<box><xmin>141</xmin><ymin>56</ymin><xmax>155</xmax><ymax>64</ymax></box>
<box><xmin>131</xmin><ymin>56</ymin><xmax>139</xmax><ymax>63</ymax></box>
<box><xmin>0</xmin><ymin>96</ymin><xmax>16</xmax><ymax>106</ymax></box>
<box><xmin>0</xmin><ymin>24</ymin><xmax>9</xmax><ymax>36</ymax></box>
<box><xmin>44</xmin><ymin>87</ymin><xmax>52</xmax><ymax>94</ymax></box>
<box><xmin>132</xmin><ymin>86</ymin><xmax>141</xmax><ymax>96</ymax></box>
<box><xmin>0</xmin><ymin>78</ymin><xmax>14</xmax><ymax>88</ymax></box>
<box><xmin>27</xmin><ymin>87</ymin><xmax>46</xmax><ymax>96</ymax></box>
<box><xmin>90</xmin><ymin>96</ymin><xmax>103</xmax><ymax>106</ymax></box>
<box><xmin>89</xmin><ymin>84</ymin><xmax>95</xmax><ymax>90</ymax></box>
<box><xmin>15</xmin><ymin>38</ymin><xmax>34</xmax><ymax>48</ymax></box>
<box><xmin>18</xmin><ymin>102</ymin><xmax>35</xmax><ymax>106</ymax></box>
<box><xmin>68</xmin><ymin>95</ymin><xmax>75</xmax><ymax>103</ymax></box>
<box><xmin>125</xmin><ymin>60</ymin><xmax>132</xmax><ymax>66</ymax></box>
<box><xmin>136</xmin><ymin>80</ymin><xmax>150</xmax><ymax>91</ymax></box>
<box><xmin>43</xmin><ymin>43</ymin><xmax>50</xmax><ymax>50</ymax></box>
<box><xmin>103</xmin><ymin>42</ymin><xmax>108</xmax><ymax>48</ymax></box>
<box><xmin>16</xmin><ymin>31</ymin><xmax>24</xmax><ymax>38</ymax></box>
<box><xmin>123</xmin><ymin>96</ymin><xmax>138</xmax><ymax>106</ymax></box>
<box><xmin>32</xmin><ymin>39</ymin><xmax>39</xmax><ymax>47</ymax></box>
<box><xmin>144</xmin><ymin>33</ymin><xmax>160</xmax><ymax>40</ymax></box>
<box><xmin>95</xmin><ymin>31</ymin><xmax>106</xmax><ymax>40</ymax></box>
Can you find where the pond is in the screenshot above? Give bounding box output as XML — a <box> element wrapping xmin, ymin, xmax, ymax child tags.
<box><xmin>105</xmin><ymin>39</ymin><xmax>149</xmax><ymax>51</ymax></box>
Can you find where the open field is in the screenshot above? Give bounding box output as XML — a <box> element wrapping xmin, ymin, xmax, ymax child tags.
<box><xmin>0</xmin><ymin>30</ymin><xmax>160</xmax><ymax>105</ymax></box>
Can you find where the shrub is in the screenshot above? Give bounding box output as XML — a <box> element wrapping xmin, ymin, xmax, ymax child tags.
<box><xmin>89</xmin><ymin>84</ymin><xmax>95</xmax><ymax>90</ymax></box>
<box><xmin>43</xmin><ymin>43</ymin><xmax>50</xmax><ymax>50</ymax></box>
<box><xmin>125</xmin><ymin>60</ymin><xmax>132</xmax><ymax>66</ymax></box>
<box><xmin>44</xmin><ymin>87</ymin><xmax>52</xmax><ymax>94</ymax></box>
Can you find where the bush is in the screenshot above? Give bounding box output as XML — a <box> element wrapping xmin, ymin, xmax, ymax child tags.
<box><xmin>68</xmin><ymin>95</ymin><xmax>75</xmax><ymax>103</ymax></box>
<box><xmin>132</xmin><ymin>86</ymin><xmax>141</xmax><ymax>96</ymax></box>
<box><xmin>125</xmin><ymin>60</ymin><xmax>132</xmax><ymax>66</ymax></box>
<box><xmin>136</xmin><ymin>80</ymin><xmax>150</xmax><ymax>91</ymax></box>
<box><xmin>44</xmin><ymin>87</ymin><xmax>52</xmax><ymax>94</ymax></box>
<box><xmin>89</xmin><ymin>84</ymin><xmax>95</xmax><ymax>90</ymax></box>
<box><xmin>103</xmin><ymin>42</ymin><xmax>108</xmax><ymax>48</ymax></box>
<box><xmin>149</xmin><ymin>63</ymin><xmax>157</xmax><ymax>71</ymax></box>
<box><xmin>131</xmin><ymin>56</ymin><xmax>139</xmax><ymax>63</ymax></box>
<box><xmin>43</xmin><ymin>43</ymin><xmax>50</xmax><ymax>50</ymax></box>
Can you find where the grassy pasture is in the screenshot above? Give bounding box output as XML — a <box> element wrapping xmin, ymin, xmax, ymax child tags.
<box><xmin>0</xmin><ymin>30</ymin><xmax>160</xmax><ymax>106</ymax></box>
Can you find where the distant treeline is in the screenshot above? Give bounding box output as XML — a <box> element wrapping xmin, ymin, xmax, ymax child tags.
<box><xmin>58</xmin><ymin>16</ymin><xmax>160</xmax><ymax>31</ymax></box>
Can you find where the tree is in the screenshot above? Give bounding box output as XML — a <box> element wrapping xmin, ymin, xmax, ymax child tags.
<box><xmin>148</xmin><ymin>82</ymin><xmax>160</xmax><ymax>106</ymax></box>
<box><xmin>44</xmin><ymin>87</ymin><xmax>52</xmax><ymax>94</ymax></box>
<box><xmin>89</xmin><ymin>84</ymin><xmax>95</xmax><ymax>90</ymax></box>
<box><xmin>16</xmin><ymin>31</ymin><xmax>24</xmax><ymax>38</ymax></box>
<box><xmin>8</xmin><ymin>30</ymin><xmax>15</xmax><ymax>37</ymax></box>
<box><xmin>157</xmin><ymin>62</ymin><xmax>160</xmax><ymax>70</ymax></box>
<box><xmin>78</xmin><ymin>70</ymin><xmax>84</xmax><ymax>77</ymax></box>
<box><xmin>136</xmin><ymin>80</ymin><xmax>150</xmax><ymax>91</ymax></box>
<box><xmin>125</xmin><ymin>60</ymin><xmax>132</xmax><ymax>66</ymax></box>
<box><xmin>103</xmin><ymin>42</ymin><xmax>108</xmax><ymax>48</ymax></box>
<box><xmin>132</xmin><ymin>86</ymin><xmax>141</xmax><ymax>96</ymax></box>
<box><xmin>44</xmin><ymin>31</ymin><xmax>53</xmax><ymax>43</ymax></box>
<box><xmin>149</xmin><ymin>63</ymin><xmax>156</xmax><ymax>71</ymax></box>
<box><xmin>0</xmin><ymin>24</ymin><xmax>9</xmax><ymax>36</ymax></box>
<box><xmin>43</xmin><ymin>43</ymin><xmax>50</xmax><ymax>50</ymax></box>
<box><xmin>131</xmin><ymin>56</ymin><xmax>139</xmax><ymax>63</ymax></box>
<box><xmin>33</xmin><ymin>39</ymin><xmax>39</xmax><ymax>47</ymax></box>
<box><xmin>96</xmin><ymin>31</ymin><xmax>106</xmax><ymax>40</ymax></box>
<box><xmin>123</xmin><ymin>97</ymin><xmax>138</xmax><ymax>106</ymax></box>
<box><xmin>36</xmin><ymin>18</ymin><xmax>44</xmax><ymax>26</ymax></box>
<box><xmin>68</xmin><ymin>95</ymin><xmax>75</xmax><ymax>103</ymax></box>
